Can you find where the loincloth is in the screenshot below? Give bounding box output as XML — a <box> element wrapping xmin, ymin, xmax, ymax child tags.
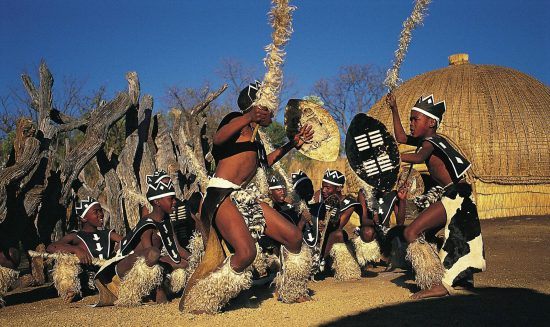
<box><xmin>202</xmin><ymin>177</ymin><xmax>265</xmax><ymax>240</ymax></box>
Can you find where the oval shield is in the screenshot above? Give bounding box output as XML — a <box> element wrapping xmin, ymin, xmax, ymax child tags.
<box><xmin>284</xmin><ymin>99</ymin><xmax>340</xmax><ymax>162</ymax></box>
<box><xmin>345</xmin><ymin>114</ymin><xmax>400</xmax><ymax>192</ymax></box>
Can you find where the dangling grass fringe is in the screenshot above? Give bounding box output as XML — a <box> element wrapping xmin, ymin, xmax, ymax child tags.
<box><xmin>384</xmin><ymin>0</ymin><xmax>432</xmax><ymax>91</ymax></box>
<box><xmin>406</xmin><ymin>237</ymin><xmax>444</xmax><ymax>290</ymax></box>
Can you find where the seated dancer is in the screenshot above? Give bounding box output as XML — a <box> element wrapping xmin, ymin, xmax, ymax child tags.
<box><xmin>181</xmin><ymin>82</ymin><xmax>314</xmax><ymax>314</ymax></box>
<box><xmin>268</xmin><ymin>175</ymin><xmax>303</xmax><ymax>227</ymax></box>
<box><xmin>0</xmin><ymin>230</ymin><xmax>20</xmax><ymax>307</ymax></box>
<box><xmin>354</xmin><ymin>185</ymin><xmax>409</xmax><ymax>270</ymax></box>
<box><xmin>313</xmin><ymin>169</ymin><xmax>362</xmax><ymax>281</ymax></box>
<box><xmin>95</xmin><ymin>170</ymin><xmax>190</xmax><ymax>306</ymax></box>
<box><xmin>291</xmin><ymin>170</ymin><xmax>326</xmax><ymax>278</ymax></box>
<box><xmin>386</xmin><ymin>92</ymin><xmax>486</xmax><ymax>299</ymax></box>
<box><xmin>46</xmin><ymin>197</ymin><xmax>123</xmax><ymax>302</ymax></box>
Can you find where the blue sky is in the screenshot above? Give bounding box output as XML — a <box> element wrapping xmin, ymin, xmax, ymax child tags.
<box><xmin>1</xmin><ymin>0</ymin><xmax>548</xmax><ymax>113</ymax></box>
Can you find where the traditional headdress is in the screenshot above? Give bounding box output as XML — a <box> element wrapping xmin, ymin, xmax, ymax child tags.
<box><xmin>75</xmin><ymin>196</ymin><xmax>99</xmax><ymax>219</ymax></box>
<box><xmin>237</xmin><ymin>81</ymin><xmax>262</xmax><ymax>112</ymax></box>
<box><xmin>411</xmin><ymin>94</ymin><xmax>446</xmax><ymax>126</ymax></box>
<box><xmin>146</xmin><ymin>170</ymin><xmax>176</xmax><ymax>201</ymax></box>
<box><xmin>291</xmin><ymin>170</ymin><xmax>310</xmax><ymax>189</ymax></box>
<box><xmin>268</xmin><ymin>175</ymin><xmax>285</xmax><ymax>190</ymax></box>
<box><xmin>322</xmin><ymin>169</ymin><xmax>346</xmax><ymax>187</ymax></box>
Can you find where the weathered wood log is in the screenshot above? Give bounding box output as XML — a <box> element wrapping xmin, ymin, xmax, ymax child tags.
<box><xmin>58</xmin><ymin>73</ymin><xmax>139</xmax><ymax>207</ymax></box>
<box><xmin>189</xmin><ymin>84</ymin><xmax>228</xmax><ymax>116</ymax></box>
<box><xmin>95</xmin><ymin>150</ymin><xmax>126</xmax><ymax>235</ymax></box>
<box><xmin>117</xmin><ymin>95</ymin><xmax>153</xmax><ymax>228</ymax></box>
<box><xmin>153</xmin><ymin>114</ymin><xmax>183</xmax><ymax>199</ymax></box>
<box><xmin>170</xmin><ymin>84</ymin><xmax>227</xmax><ymax>195</ymax></box>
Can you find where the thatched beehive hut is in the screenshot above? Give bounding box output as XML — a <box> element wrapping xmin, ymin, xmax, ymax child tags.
<box><xmin>367</xmin><ymin>54</ymin><xmax>550</xmax><ymax>219</ymax></box>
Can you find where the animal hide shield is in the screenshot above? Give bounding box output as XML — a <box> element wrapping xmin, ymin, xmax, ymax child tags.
<box><xmin>346</xmin><ymin>114</ymin><xmax>400</xmax><ymax>192</ymax></box>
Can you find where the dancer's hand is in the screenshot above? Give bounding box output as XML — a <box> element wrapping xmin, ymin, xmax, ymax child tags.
<box><xmin>246</xmin><ymin>105</ymin><xmax>272</xmax><ymax>125</ymax></box>
<box><xmin>397</xmin><ymin>182</ymin><xmax>409</xmax><ymax>201</ymax></box>
<box><xmin>386</xmin><ymin>92</ymin><xmax>397</xmax><ymax>110</ymax></box>
<box><xmin>75</xmin><ymin>247</ymin><xmax>93</xmax><ymax>265</ymax></box>
<box><xmin>293</xmin><ymin>124</ymin><xmax>314</xmax><ymax>150</ymax></box>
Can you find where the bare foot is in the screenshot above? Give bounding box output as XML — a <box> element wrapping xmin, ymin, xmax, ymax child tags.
<box><xmin>155</xmin><ymin>287</ymin><xmax>168</xmax><ymax>304</ymax></box>
<box><xmin>63</xmin><ymin>291</ymin><xmax>77</xmax><ymax>303</ymax></box>
<box><xmin>410</xmin><ymin>284</ymin><xmax>448</xmax><ymax>299</ymax></box>
<box><xmin>295</xmin><ymin>295</ymin><xmax>312</xmax><ymax>303</ymax></box>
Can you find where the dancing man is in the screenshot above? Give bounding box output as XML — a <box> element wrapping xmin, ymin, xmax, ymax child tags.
<box><xmin>386</xmin><ymin>92</ymin><xmax>485</xmax><ymax>299</ymax></box>
<box><xmin>181</xmin><ymin>83</ymin><xmax>314</xmax><ymax>314</ymax></box>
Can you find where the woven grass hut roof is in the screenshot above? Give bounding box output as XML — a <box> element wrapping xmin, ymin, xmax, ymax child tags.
<box><xmin>368</xmin><ymin>54</ymin><xmax>550</xmax><ymax>185</ymax></box>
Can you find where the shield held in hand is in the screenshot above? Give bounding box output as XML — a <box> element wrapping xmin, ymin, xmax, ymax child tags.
<box><xmin>285</xmin><ymin>99</ymin><xmax>340</xmax><ymax>162</ymax></box>
<box><xmin>345</xmin><ymin>113</ymin><xmax>400</xmax><ymax>192</ymax></box>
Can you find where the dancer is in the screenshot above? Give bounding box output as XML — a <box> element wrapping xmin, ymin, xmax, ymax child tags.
<box><xmin>95</xmin><ymin>170</ymin><xmax>190</xmax><ymax>306</ymax></box>
<box><xmin>386</xmin><ymin>92</ymin><xmax>485</xmax><ymax>299</ymax></box>
<box><xmin>313</xmin><ymin>169</ymin><xmax>362</xmax><ymax>281</ymax></box>
<box><xmin>181</xmin><ymin>83</ymin><xmax>314</xmax><ymax>314</ymax></box>
<box><xmin>46</xmin><ymin>197</ymin><xmax>122</xmax><ymax>302</ymax></box>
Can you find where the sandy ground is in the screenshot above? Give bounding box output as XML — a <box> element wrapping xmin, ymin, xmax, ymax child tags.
<box><xmin>2</xmin><ymin>216</ymin><xmax>549</xmax><ymax>327</ymax></box>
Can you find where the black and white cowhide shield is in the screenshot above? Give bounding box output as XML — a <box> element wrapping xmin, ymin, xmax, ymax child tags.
<box><xmin>345</xmin><ymin>113</ymin><xmax>400</xmax><ymax>192</ymax></box>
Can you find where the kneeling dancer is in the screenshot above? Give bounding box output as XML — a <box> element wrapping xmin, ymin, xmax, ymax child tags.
<box><xmin>180</xmin><ymin>83</ymin><xmax>314</xmax><ymax>314</ymax></box>
<box><xmin>314</xmin><ymin>169</ymin><xmax>362</xmax><ymax>281</ymax></box>
<box><xmin>46</xmin><ymin>197</ymin><xmax>123</xmax><ymax>302</ymax></box>
<box><xmin>95</xmin><ymin>171</ymin><xmax>190</xmax><ymax>306</ymax></box>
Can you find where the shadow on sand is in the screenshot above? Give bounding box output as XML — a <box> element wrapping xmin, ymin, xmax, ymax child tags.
<box><xmin>5</xmin><ymin>283</ymin><xmax>58</xmax><ymax>306</ymax></box>
<box><xmin>321</xmin><ymin>287</ymin><xmax>550</xmax><ymax>327</ymax></box>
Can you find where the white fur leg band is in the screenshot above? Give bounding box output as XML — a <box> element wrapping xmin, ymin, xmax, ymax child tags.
<box><xmin>115</xmin><ymin>257</ymin><xmax>163</xmax><ymax>307</ymax></box>
<box><xmin>169</xmin><ymin>268</ymin><xmax>187</xmax><ymax>294</ymax></box>
<box><xmin>252</xmin><ymin>243</ymin><xmax>268</xmax><ymax>277</ymax></box>
<box><xmin>329</xmin><ymin>243</ymin><xmax>361</xmax><ymax>281</ymax></box>
<box><xmin>274</xmin><ymin>244</ymin><xmax>312</xmax><ymax>303</ymax></box>
<box><xmin>353</xmin><ymin>237</ymin><xmax>381</xmax><ymax>267</ymax></box>
<box><xmin>186</xmin><ymin>230</ymin><xmax>205</xmax><ymax>276</ymax></box>
<box><xmin>406</xmin><ymin>238</ymin><xmax>444</xmax><ymax>290</ymax></box>
<box><xmin>184</xmin><ymin>255</ymin><xmax>253</xmax><ymax>314</ymax></box>
<box><xmin>52</xmin><ymin>254</ymin><xmax>82</xmax><ymax>302</ymax></box>
<box><xmin>0</xmin><ymin>266</ymin><xmax>19</xmax><ymax>307</ymax></box>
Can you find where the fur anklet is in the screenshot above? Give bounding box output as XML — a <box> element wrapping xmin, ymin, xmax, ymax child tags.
<box><xmin>406</xmin><ymin>238</ymin><xmax>444</xmax><ymax>290</ymax></box>
<box><xmin>353</xmin><ymin>237</ymin><xmax>381</xmax><ymax>267</ymax></box>
<box><xmin>329</xmin><ymin>243</ymin><xmax>361</xmax><ymax>281</ymax></box>
<box><xmin>274</xmin><ymin>244</ymin><xmax>312</xmax><ymax>303</ymax></box>
<box><xmin>183</xmin><ymin>255</ymin><xmax>252</xmax><ymax>314</ymax></box>
<box><xmin>115</xmin><ymin>257</ymin><xmax>163</xmax><ymax>306</ymax></box>
<box><xmin>52</xmin><ymin>254</ymin><xmax>82</xmax><ymax>302</ymax></box>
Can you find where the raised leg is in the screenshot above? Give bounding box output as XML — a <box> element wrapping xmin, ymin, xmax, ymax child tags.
<box><xmin>260</xmin><ymin>202</ymin><xmax>302</xmax><ymax>253</ymax></box>
<box><xmin>214</xmin><ymin>197</ymin><xmax>256</xmax><ymax>272</ymax></box>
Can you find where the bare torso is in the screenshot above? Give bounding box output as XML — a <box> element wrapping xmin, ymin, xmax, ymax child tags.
<box><xmin>214</xmin><ymin>124</ymin><xmax>260</xmax><ymax>186</ymax></box>
<box><xmin>424</xmin><ymin>148</ymin><xmax>455</xmax><ymax>187</ymax></box>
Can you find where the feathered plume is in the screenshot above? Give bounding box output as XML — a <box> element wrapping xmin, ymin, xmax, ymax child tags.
<box><xmin>384</xmin><ymin>0</ymin><xmax>432</xmax><ymax>91</ymax></box>
<box><xmin>254</xmin><ymin>0</ymin><xmax>296</xmax><ymax>113</ymax></box>
<box><xmin>250</xmin><ymin>0</ymin><xmax>296</xmax><ymax>141</ymax></box>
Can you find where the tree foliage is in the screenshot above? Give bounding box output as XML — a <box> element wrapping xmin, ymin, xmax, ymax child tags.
<box><xmin>313</xmin><ymin>64</ymin><xmax>385</xmax><ymax>132</ymax></box>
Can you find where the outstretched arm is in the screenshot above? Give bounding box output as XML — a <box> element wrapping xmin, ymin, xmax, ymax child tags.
<box><xmin>386</xmin><ymin>93</ymin><xmax>408</xmax><ymax>144</ymax></box>
<box><xmin>267</xmin><ymin>124</ymin><xmax>313</xmax><ymax>166</ymax></box>
<box><xmin>47</xmin><ymin>234</ymin><xmax>92</xmax><ymax>265</ymax></box>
